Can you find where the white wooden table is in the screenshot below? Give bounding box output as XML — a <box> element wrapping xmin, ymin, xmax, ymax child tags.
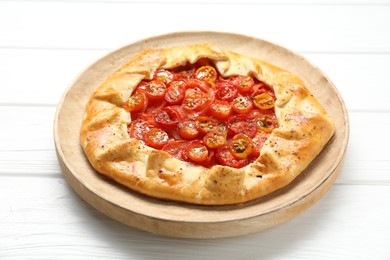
<box><xmin>1</xmin><ymin>0</ymin><xmax>389</xmax><ymax>259</ymax></box>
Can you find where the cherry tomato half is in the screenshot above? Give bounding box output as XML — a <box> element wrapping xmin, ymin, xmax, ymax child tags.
<box><xmin>195</xmin><ymin>66</ymin><xmax>218</xmax><ymax>83</ymax></box>
<box><xmin>247</xmin><ymin>108</ymin><xmax>274</xmax><ymax>119</ymax></box>
<box><xmin>186</xmin><ymin>141</ymin><xmax>209</xmax><ymax>163</ymax></box>
<box><xmin>144</xmin><ymin>80</ymin><xmax>167</xmax><ymax>100</ymax></box>
<box><xmin>203</xmin><ymin>131</ymin><xmax>227</xmax><ymax>148</ymax></box>
<box><xmin>144</xmin><ymin>128</ymin><xmax>169</xmax><ymax>149</ymax></box>
<box><xmin>196</xmin><ymin>116</ymin><xmax>220</xmax><ymax>134</ymax></box>
<box><xmin>209</xmin><ymin>100</ymin><xmax>232</xmax><ymax>119</ymax></box>
<box><xmin>255</xmin><ymin>114</ymin><xmax>278</xmax><ymax>133</ymax></box>
<box><xmin>162</xmin><ymin>140</ymin><xmax>189</xmax><ymax>160</ymax></box>
<box><xmin>154</xmin><ymin>108</ymin><xmax>178</xmax><ymax>130</ymax></box>
<box><xmin>253</xmin><ymin>93</ymin><xmax>275</xmax><ymax>110</ymax></box>
<box><xmin>251</xmin><ymin>131</ymin><xmax>270</xmax><ymax>157</ymax></box>
<box><xmin>128</xmin><ymin>114</ymin><xmax>156</xmax><ymax>142</ymax></box>
<box><xmin>251</xmin><ymin>83</ymin><xmax>275</xmax><ymax>99</ymax></box>
<box><xmin>232</xmin><ymin>96</ymin><xmax>253</xmax><ymax>114</ymax></box>
<box><xmin>215</xmin><ymin>82</ymin><xmax>238</xmax><ymax>101</ymax></box>
<box><xmin>182</xmin><ymin>89</ymin><xmax>209</xmax><ymax>111</ymax></box>
<box><xmin>178</xmin><ymin>120</ymin><xmax>199</xmax><ymax>140</ymax></box>
<box><xmin>227</xmin><ymin>114</ymin><xmax>257</xmax><ymax>137</ymax></box>
<box><xmin>229</xmin><ymin>133</ymin><xmax>253</xmax><ymax>159</ymax></box>
<box><xmin>128</xmin><ymin>120</ymin><xmax>149</xmax><ymax>141</ymax></box>
<box><xmin>196</xmin><ymin>149</ymin><xmax>217</xmax><ymax>168</ymax></box>
<box><xmin>172</xmin><ymin>68</ymin><xmax>194</xmax><ymax>81</ymax></box>
<box><xmin>233</xmin><ymin>76</ymin><xmax>254</xmax><ymax>92</ymax></box>
<box><xmin>154</xmin><ymin>69</ymin><xmax>173</xmax><ymax>85</ymax></box>
<box><xmin>216</xmin><ymin>144</ymin><xmax>247</xmax><ymax>168</ymax></box>
<box><xmin>123</xmin><ymin>91</ymin><xmax>148</xmax><ymax>112</ymax></box>
<box><xmin>186</xmin><ymin>78</ymin><xmax>213</xmax><ymax>93</ymax></box>
<box><xmin>165</xmin><ymin>80</ymin><xmax>185</xmax><ymax>105</ymax></box>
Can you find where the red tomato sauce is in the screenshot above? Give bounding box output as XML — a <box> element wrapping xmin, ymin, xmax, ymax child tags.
<box><xmin>124</xmin><ymin>59</ymin><xmax>278</xmax><ymax>168</ymax></box>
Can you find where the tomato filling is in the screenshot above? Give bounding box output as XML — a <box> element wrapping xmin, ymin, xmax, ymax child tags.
<box><xmin>125</xmin><ymin>60</ymin><xmax>278</xmax><ymax>168</ymax></box>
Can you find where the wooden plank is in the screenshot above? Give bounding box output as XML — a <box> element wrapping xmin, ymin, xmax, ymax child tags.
<box><xmin>0</xmin><ymin>106</ymin><xmax>389</xmax><ymax>184</ymax></box>
<box><xmin>0</xmin><ymin>177</ymin><xmax>389</xmax><ymax>259</ymax></box>
<box><xmin>338</xmin><ymin>111</ymin><xmax>390</xmax><ymax>184</ymax></box>
<box><xmin>0</xmin><ymin>106</ymin><xmax>60</xmax><ymax>176</ymax></box>
<box><xmin>304</xmin><ymin>53</ymin><xmax>390</xmax><ymax>112</ymax></box>
<box><xmin>1</xmin><ymin>49</ymin><xmax>390</xmax><ymax>111</ymax></box>
<box><xmin>0</xmin><ymin>106</ymin><xmax>56</xmax><ymax>151</ymax></box>
<box><xmin>0</xmin><ymin>2</ymin><xmax>389</xmax><ymax>53</ymax></box>
<box><xmin>0</xmin><ymin>49</ymin><xmax>106</xmax><ymax>106</ymax></box>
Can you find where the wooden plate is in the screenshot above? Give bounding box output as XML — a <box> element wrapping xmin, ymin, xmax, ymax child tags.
<box><xmin>54</xmin><ymin>31</ymin><xmax>349</xmax><ymax>239</ymax></box>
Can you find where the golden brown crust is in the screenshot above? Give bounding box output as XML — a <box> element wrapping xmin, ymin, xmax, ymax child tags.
<box><xmin>80</xmin><ymin>43</ymin><xmax>334</xmax><ymax>205</ymax></box>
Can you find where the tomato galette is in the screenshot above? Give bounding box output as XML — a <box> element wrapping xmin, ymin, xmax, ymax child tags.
<box><xmin>80</xmin><ymin>43</ymin><xmax>334</xmax><ymax>205</ymax></box>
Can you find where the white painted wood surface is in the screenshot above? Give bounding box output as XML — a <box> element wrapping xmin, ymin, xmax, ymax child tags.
<box><xmin>1</xmin><ymin>0</ymin><xmax>389</xmax><ymax>259</ymax></box>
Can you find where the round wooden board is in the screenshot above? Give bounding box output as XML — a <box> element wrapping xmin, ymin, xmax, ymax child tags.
<box><xmin>54</xmin><ymin>31</ymin><xmax>349</xmax><ymax>239</ymax></box>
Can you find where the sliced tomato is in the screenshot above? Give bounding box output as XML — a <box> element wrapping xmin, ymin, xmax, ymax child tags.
<box><xmin>247</xmin><ymin>109</ymin><xmax>278</xmax><ymax>133</ymax></box>
<box><xmin>227</xmin><ymin>114</ymin><xmax>257</xmax><ymax>137</ymax></box>
<box><xmin>209</xmin><ymin>100</ymin><xmax>232</xmax><ymax>119</ymax></box>
<box><xmin>203</xmin><ymin>131</ymin><xmax>227</xmax><ymax>148</ymax></box>
<box><xmin>165</xmin><ymin>80</ymin><xmax>185</xmax><ymax>104</ymax></box>
<box><xmin>164</xmin><ymin>105</ymin><xmax>184</xmax><ymax>118</ymax></box>
<box><xmin>154</xmin><ymin>108</ymin><xmax>179</xmax><ymax>130</ymax></box>
<box><xmin>216</xmin><ymin>144</ymin><xmax>247</xmax><ymax>168</ymax></box>
<box><xmin>195</xmin><ymin>66</ymin><xmax>218</xmax><ymax>83</ymax></box>
<box><xmin>255</xmin><ymin>114</ymin><xmax>278</xmax><ymax>133</ymax></box>
<box><xmin>128</xmin><ymin>114</ymin><xmax>156</xmax><ymax>142</ymax></box>
<box><xmin>215</xmin><ymin>124</ymin><xmax>228</xmax><ymax>136</ymax></box>
<box><xmin>232</xmin><ymin>96</ymin><xmax>253</xmax><ymax>114</ymax></box>
<box><xmin>229</xmin><ymin>133</ymin><xmax>253</xmax><ymax>159</ymax></box>
<box><xmin>123</xmin><ymin>91</ymin><xmax>148</xmax><ymax>112</ymax></box>
<box><xmin>251</xmin><ymin>83</ymin><xmax>276</xmax><ymax>99</ymax></box>
<box><xmin>128</xmin><ymin>120</ymin><xmax>148</xmax><ymax>141</ymax></box>
<box><xmin>144</xmin><ymin>101</ymin><xmax>167</xmax><ymax>116</ymax></box>
<box><xmin>144</xmin><ymin>128</ymin><xmax>169</xmax><ymax>149</ymax></box>
<box><xmin>154</xmin><ymin>69</ymin><xmax>173</xmax><ymax>85</ymax></box>
<box><xmin>247</xmin><ymin>108</ymin><xmax>275</xmax><ymax>119</ymax></box>
<box><xmin>253</xmin><ymin>93</ymin><xmax>275</xmax><ymax>110</ymax></box>
<box><xmin>178</xmin><ymin>120</ymin><xmax>199</xmax><ymax>140</ymax></box>
<box><xmin>172</xmin><ymin>68</ymin><xmax>195</xmax><ymax>81</ymax></box>
<box><xmin>162</xmin><ymin>140</ymin><xmax>189</xmax><ymax>160</ymax></box>
<box><xmin>182</xmin><ymin>88</ymin><xmax>209</xmax><ymax>111</ymax></box>
<box><xmin>232</xmin><ymin>76</ymin><xmax>254</xmax><ymax>92</ymax></box>
<box><xmin>144</xmin><ymin>80</ymin><xmax>167</xmax><ymax>100</ymax></box>
<box><xmin>197</xmin><ymin>149</ymin><xmax>217</xmax><ymax>168</ymax></box>
<box><xmin>215</xmin><ymin>82</ymin><xmax>238</xmax><ymax>101</ymax></box>
<box><xmin>186</xmin><ymin>78</ymin><xmax>213</xmax><ymax>93</ymax></box>
<box><xmin>186</xmin><ymin>141</ymin><xmax>209</xmax><ymax>163</ymax></box>
<box><xmin>196</xmin><ymin>116</ymin><xmax>220</xmax><ymax>134</ymax></box>
<box><xmin>138</xmin><ymin>113</ymin><xmax>157</xmax><ymax>125</ymax></box>
<box><xmin>251</xmin><ymin>132</ymin><xmax>270</xmax><ymax>157</ymax></box>
<box><xmin>196</xmin><ymin>90</ymin><xmax>215</xmax><ymax>116</ymax></box>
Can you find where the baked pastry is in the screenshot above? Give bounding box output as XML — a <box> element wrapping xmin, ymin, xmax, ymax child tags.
<box><xmin>80</xmin><ymin>43</ymin><xmax>334</xmax><ymax>205</ymax></box>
